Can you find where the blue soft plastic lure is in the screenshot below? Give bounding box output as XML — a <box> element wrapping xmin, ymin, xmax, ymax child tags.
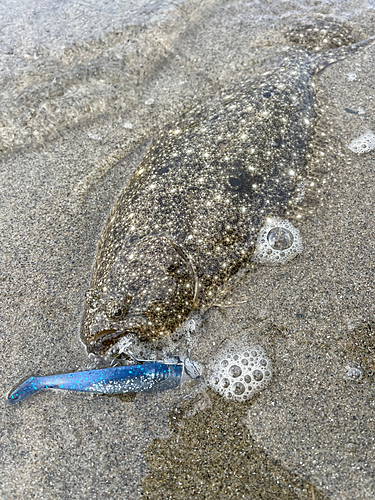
<box><xmin>7</xmin><ymin>357</ymin><xmax>201</xmax><ymax>405</ymax></box>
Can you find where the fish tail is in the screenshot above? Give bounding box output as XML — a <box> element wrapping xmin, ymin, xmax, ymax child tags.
<box><xmin>283</xmin><ymin>16</ymin><xmax>375</xmax><ymax>74</ymax></box>
<box><xmin>309</xmin><ymin>34</ymin><xmax>375</xmax><ymax>75</ymax></box>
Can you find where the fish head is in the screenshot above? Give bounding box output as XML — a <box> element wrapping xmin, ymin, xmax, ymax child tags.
<box><xmin>82</xmin><ymin>235</ymin><xmax>198</xmax><ymax>354</ymax></box>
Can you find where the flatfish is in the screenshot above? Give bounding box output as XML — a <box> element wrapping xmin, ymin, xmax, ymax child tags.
<box><xmin>82</xmin><ymin>30</ymin><xmax>374</xmax><ymax>354</ymax></box>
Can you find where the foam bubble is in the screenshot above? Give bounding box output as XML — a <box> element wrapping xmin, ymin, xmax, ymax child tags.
<box><xmin>348</xmin><ymin>130</ymin><xmax>375</xmax><ymax>154</ymax></box>
<box><xmin>208</xmin><ymin>341</ymin><xmax>272</xmax><ymax>402</ymax></box>
<box><xmin>252</xmin><ymin>218</ymin><xmax>303</xmax><ymax>265</ymax></box>
<box><xmin>346</xmin><ymin>73</ymin><xmax>357</xmax><ymax>81</ymax></box>
<box><xmin>345</xmin><ymin>363</ymin><xmax>365</xmax><ymax>382</ymax></box>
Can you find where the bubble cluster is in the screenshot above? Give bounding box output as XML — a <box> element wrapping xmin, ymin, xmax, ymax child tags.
<box><xmin>209</xmin><ymin>342</ymin><xmax>272</xmax><ymax>402</ymax></box>
<box><xmin>252</xmin><ymin>218</ymin><xmax>303</xmax><ymax>265</ymax></box>
<box><xmin>348</xmin><ymin>130</ymin><xmax>375</xmax><ymax>154</ymax></box>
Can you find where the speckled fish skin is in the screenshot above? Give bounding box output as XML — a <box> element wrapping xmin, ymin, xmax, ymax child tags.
<box><xmin>82</xmin><ymin>34</ymin><xmax>375</xmax><ymax>355</ymax></box>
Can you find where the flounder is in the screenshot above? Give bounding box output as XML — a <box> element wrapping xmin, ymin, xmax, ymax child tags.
<box><xmin>82</xmin><ymin>28</ymin><xmax>374</xmax><ymax>355</ymax></box>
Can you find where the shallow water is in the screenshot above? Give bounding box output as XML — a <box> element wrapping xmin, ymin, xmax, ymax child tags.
<box><xmin>1</xmin><ymin>0</ymin><xmax>375</xmax><ymax>498</ymax></box>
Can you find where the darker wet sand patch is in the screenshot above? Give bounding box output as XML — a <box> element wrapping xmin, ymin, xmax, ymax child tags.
<box><xmin>143</xmin><ymin>391</ymin><xmax>328</xmax><ymax>500</ymax></box>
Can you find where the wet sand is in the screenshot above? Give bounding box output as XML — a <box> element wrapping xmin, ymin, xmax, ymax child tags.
<box><xmin>1</xmin><ymin>0</ymin><xmax>375</xmax><ymax>498</ymax></box>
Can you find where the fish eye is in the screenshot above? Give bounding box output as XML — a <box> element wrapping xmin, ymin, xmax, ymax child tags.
<box><xmin>106</xmin><ymin>296</ymin><xmax>132</xmax><ymax>321</ymax></box>
<box><xmin>107</xmin><ymin>303</ymin><xmax>124</xmax><ymax>320</ymax></box>
<box><xmin>267</xmin><ymin>227</ymin><xmax>294</xmax><ymax>250</ymax></box>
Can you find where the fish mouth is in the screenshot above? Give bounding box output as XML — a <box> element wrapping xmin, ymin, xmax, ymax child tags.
<box><xmin>84</xmin><ymin>312</ymin><xmax>149</xmax><ymax>354</ymax></box>
<box><xmin>87</xmin><ymin>328</ymin><xmax>132</xmax><ymax>355</ymax></box>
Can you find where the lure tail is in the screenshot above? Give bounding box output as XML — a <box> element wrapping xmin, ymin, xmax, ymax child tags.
<box><xmin>7</xmin><ymin>372</ymin><xmax>88</xmax><ymax>404</ymax></box>
<box><xmin>8</xmin><ymin>376</ymin><xmax>50</xmax><ymax>404</ymax></box>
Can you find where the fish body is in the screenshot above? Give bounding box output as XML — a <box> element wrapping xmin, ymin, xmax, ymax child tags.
<box><xmin>7</xmin><ymin>358</ymin><xmax>201</xmax><ymax>404</ymax></box>
<box><xmin>82</xmin><ymin>34</ymin><xmax>375</xmax><ymax>354</ymax></box>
